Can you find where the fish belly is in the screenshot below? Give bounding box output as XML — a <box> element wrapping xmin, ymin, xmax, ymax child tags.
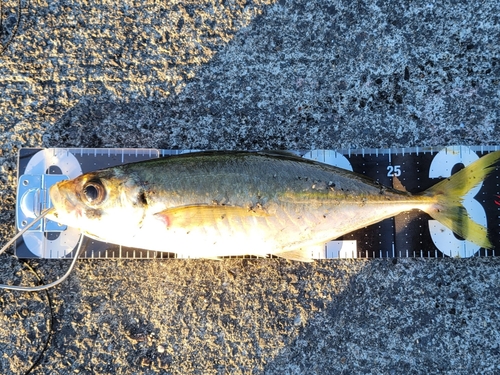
<box><xmin>97</xmin><ymin>200</ymin><xmax>431</xmax><ymax>258</ymax></box>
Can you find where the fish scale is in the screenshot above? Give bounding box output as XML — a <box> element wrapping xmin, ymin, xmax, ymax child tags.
<box><xmin>100</xmin><ymin>151</ymin><xmax>429</xmax><ymax>260</ymax></box>
<box><xmin>14</xmin><ymin>146</ymin><xmax>500</xmax><ymax>259</ymax></box>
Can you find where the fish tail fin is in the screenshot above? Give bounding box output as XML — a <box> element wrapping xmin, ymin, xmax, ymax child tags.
<box><xmin>420</xmin><ymin>150</ymin><xmax>500</xmax><ymax>249</ymax></box>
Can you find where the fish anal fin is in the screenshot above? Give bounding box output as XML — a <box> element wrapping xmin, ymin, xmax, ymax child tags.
<box><xmin>155</xmin><ymin>204</ymin><xmax>269</xmax><ymax>228</ymax></box>
<box><xmin>275</xmin><ymin>246</ymin><xmax>319</xmax><ymax>262</ymax></box>
<box><xmin>392</xmin><ymin>175</ymin><xmax>407</xmax><ymax>192</ymax></box>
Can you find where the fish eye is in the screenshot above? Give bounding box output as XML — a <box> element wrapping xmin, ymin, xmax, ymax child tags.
<box><xmin>82</xmin><ymin>179</ymin><xmax>106</xmax><ymax>206</ymax></box>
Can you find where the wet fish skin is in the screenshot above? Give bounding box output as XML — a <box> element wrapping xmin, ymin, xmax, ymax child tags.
<box><xmin>47</xmin><ymin>151</ymin><xmax>500</xmax><ymax>261</ymax></box>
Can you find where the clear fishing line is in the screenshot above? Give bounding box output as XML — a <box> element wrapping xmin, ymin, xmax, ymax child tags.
<box><xmin>0</xmin><ymin>207</ymin><xmax>55</xmax><ymax>257</ymax></box>
<box><xmin>0</xmin><ymin>208</ymin><xmax>83</xmax><ymax>292</ymax></box>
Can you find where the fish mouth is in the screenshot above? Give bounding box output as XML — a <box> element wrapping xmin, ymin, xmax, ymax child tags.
<box><xmin>48</xmin><ymin>180</ymin><xmax>82</xmax><ymax>220</ymax></box>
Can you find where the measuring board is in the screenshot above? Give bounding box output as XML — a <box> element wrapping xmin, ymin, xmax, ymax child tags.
<box><xmin>14</xmin><ymin>146</ymin><xmax>500</xmax><ymax>259</ymax></box>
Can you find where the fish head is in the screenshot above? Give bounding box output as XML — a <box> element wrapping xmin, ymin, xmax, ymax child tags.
<box><xmin>47</xmin><ymin>170</ymin><xmax>146</xmax><ymax>238</ymax></box>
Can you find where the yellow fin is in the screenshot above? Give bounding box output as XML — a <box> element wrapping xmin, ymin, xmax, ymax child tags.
<box><xmin>421</xmin><ymin>150</ymin><xmax>500</xmax><ymax>249</ymax></box>
<box><xmin>155</xmin><ymin>204</ymin><xmax>268</xmax><ymax>228</ymax></box>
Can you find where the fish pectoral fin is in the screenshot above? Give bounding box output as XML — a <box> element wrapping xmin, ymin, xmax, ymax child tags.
<box><xmin>155</xmin><ymin>204</ymin><xmax>269</xmax><ymax>228</ymax></box>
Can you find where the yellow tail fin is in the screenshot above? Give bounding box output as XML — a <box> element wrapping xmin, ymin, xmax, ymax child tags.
<box><xmin>420</xmin><ymin>150</ymin><xmax>500</xmax><ymax>249</ymax></box>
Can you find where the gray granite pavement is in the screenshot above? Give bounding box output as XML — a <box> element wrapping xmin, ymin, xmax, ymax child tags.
<box><xmin>1</xmin><ymin>0</ymin><xmax>500</xmax><ymax>374</ymax></box>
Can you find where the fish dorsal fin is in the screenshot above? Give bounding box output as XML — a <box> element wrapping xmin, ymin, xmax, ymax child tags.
<box><xmin>155</xmin><ymin>204</ymin><xmax>269</xmax><ymax>228</ymax></box>
<box><xmin>258</xmin><ymin>150</ymin><xmax>301</xmax><ymax>158</ymax></box>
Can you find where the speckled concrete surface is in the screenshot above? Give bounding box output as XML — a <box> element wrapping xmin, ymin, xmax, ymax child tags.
<box><xmin>1</xmin><ymin>0</ymin><xmax>500</xmax><ymax>374</ymax></box>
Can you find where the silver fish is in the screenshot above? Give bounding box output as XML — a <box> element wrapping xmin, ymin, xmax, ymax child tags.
<box><xmin>47</xmin><ymin>151</ymin><xmax>500</xmax><ymax>261</ymax></box>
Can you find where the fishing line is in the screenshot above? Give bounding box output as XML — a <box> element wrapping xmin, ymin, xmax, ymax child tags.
<box><xmin>0</xmin><ymin>207</ymin><xmax>84</xmax><ymax>291</ymax></box>
<box><xmin>0</xmin><ymin>208</ymin><xmax>80</xmax><ymax>372</ymax></box>
<box><xmin>19</xmin><ymin>261</ymin><xmax>55</xmax><ymax>375</ymax></box>
<box><xmin>0</xmin><ymin>207</ymin><xmax>55</xmax><ymax>257</ymax></box>
<box><xmin>0</xmin><ymin>0</ymin><xmax>26</xmax><ymax>57</ymax></box>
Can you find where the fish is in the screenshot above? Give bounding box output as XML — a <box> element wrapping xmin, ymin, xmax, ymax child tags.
<box><xmin>46</xmin><ymin>150</ymin><xmax>500</xmax><ymax>261</ymax></box>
